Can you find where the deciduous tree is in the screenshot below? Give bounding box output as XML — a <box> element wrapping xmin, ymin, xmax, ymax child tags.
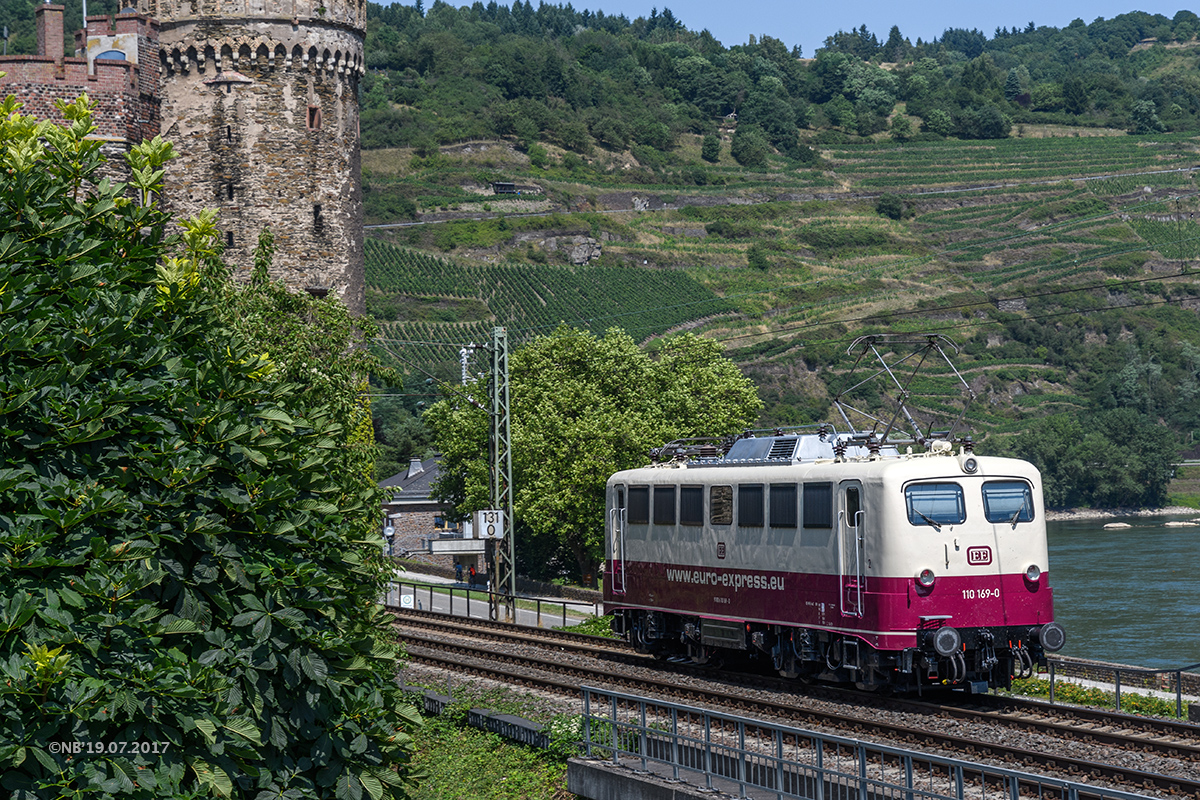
<box><xmin>424</xmin><ymin>328</ymin><xmax>761</xmax><ymax>584</ymax></box>
<box><xmin>0</xmin><ymin>93</ymin><xmax>419</xmax><ymax>799</ymax></box>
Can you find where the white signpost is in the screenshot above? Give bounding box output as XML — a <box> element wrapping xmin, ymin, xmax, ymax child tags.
<box><xmin>474</xmin><ymin>509</ymin><xmax>505</xmax><ymax>540</ymax></box>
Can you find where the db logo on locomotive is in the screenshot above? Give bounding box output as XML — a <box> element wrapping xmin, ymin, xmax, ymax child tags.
<box><xmin>966</xmin><ymin>546</ymin><xmax>992</xmax><ymax>566</ymax></box>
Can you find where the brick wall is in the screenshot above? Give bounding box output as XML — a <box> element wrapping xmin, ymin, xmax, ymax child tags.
<box><xmin>0</xmin><ymin>7</ymin><xmax>160</xmax><ymax>182</ymax></box>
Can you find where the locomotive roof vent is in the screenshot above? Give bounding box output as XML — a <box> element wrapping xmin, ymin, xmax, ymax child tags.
<box><xmin>767</xmin><ymin>438</ymin><xmax>798</xmax><ymax>460</ymax></box>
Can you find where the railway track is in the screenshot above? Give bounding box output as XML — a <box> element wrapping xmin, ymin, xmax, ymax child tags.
<box><xmin>393</xmin><ymin>608</ymin><xmax>1200</xmax><ymax>798</ymax></box>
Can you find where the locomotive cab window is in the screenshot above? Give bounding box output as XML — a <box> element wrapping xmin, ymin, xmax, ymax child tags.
<box><xmin>905</xmin><ymin>482</ymin><xmax>966</xmax><ymax>527</ymax></box>
<box><xmin>680</xmin><ymin>486</ymin><xmax>703</xmax><ymax>526</ymax></box>
<box><xmin>628</xmin><ymin>486</ymin><xmax>649</xmax><ymax>525</ymax></box>
<box><xmin>653</xmin><ymin>486</ymin><xmax>676</xmax><ymax>526</ymax></box>
<box><xmin>982</xmin><ymin>481</ymin><xmax>1034</xmax><ymax>524</ymax></box>
<box><xmin>802</xmin><ymin>482</ymin><xmax>833</xmax><ymax>529</ymax></box>
<box><xmin>738</xmin><ymin>484</ymin><xmax>764</xmax><ymax>527</ymax></box>
<box><xmin>710</xmin><ymin>485</ymin><xmax>733</xmax><ymax>525</ymax></box>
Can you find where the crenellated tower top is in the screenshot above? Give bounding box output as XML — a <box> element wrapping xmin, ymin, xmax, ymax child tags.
<box><xmin>139</xmin><ymin>0</ymin><xmax>366</xmax><ymax>31</ymax></box>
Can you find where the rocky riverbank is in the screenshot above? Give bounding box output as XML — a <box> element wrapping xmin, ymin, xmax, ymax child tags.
<box><xmin>1045</xmin><ymin>506</ymin><xmax>1200</xmax><ymax>521</ymax></box>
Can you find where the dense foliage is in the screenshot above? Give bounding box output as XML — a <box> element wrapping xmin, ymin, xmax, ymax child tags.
<box><xmin>424</xmin><ymin>327</ymin><xmax>761</xmax><ymax>583</ymax></box>
<box><xmin>356</xmin><ymin>0</ymin><xmax>1200</xmax><ymax>163</ymax></box>
<box><xmin>991</xmin><ymin>409</ymin><xmax>1177</xmax><ymax>508</ymax></box>
<box><xmin>0</xmin><ymin>95</ymin><xmax>418</xmax><ymax>798</ymax></box>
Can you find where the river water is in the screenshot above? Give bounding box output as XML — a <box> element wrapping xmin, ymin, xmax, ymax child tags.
<box><xmin>1048</xmin><ymin>516</ymin><xmax>1200</xmax><ymax>671</ymax></box>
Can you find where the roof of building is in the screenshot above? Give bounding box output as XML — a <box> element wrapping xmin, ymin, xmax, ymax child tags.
<box><xmin>379</xmin><ymin>456</ymin><xmax>441</xmax><ymax>501</ymax></box>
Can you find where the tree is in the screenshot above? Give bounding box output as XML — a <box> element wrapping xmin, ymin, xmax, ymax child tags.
<box><xmin>700</xmin><ymin>132</ymin><xmax>720</xmax><ymax>162</ymax></box>
<box><xmin>991</xmin><ymin>409</ymin><xmax>1176</xmax><ymax>508</ymax></box>
<box><xmin>876</xmin><ymin>193</ymin><xmax>904</xmax><ymax>220</ymax></box>
<box><xmin>888</xmin><ymin>114</ymin><xmax>914</xmax><ymax>141</ymax></box>
<box><xmin>922</xmin><ymin>107</ymin><xmax>955</xmax><ymax>136</ymax></box>
<box><xmin>730</xmin><ymin>123</ymin><xmax>771</xmax><ymax>169</ymax></box>
<box><xmin>1129</xmin><ymin>99</ymin><xmax>1166</xmax><ymax>134</ymax></box>
<box><xmin>956</xmin><ymin>105</ymin><xmax>1011</xmax><ymax>139</ymax></box>
<box><xmin>1004</xmin><ymin>68</ymin><xmax>1024</xmax><ymax>101</ymax></box>
<box><xmin>0</xmin><ymin>94</ymin><xmax>419</xmax><ymax>798</ymax></box>
<box><xmin>880</xmin><ymin>25</ymin><xmax>908</xmax><ymax>62</ymax></box>
<box><xmin>424</xmin><ymin>328</ymin><xmax>761</xmax><ymax>584</ymax></box>
<box><xmin>1062</xmin><ymin>75</ymin><xmax>1089</xmax><ymax>115</ymax></box>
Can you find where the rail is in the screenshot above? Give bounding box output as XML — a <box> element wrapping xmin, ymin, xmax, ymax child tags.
<box><xmin>1048</xmin><ymin>657</ymin><xmax>1200</xmax><ymax>718</ymax></box>
<box><xmin>383</xmin><ymin>579</ymin><xmax>598</xmax><ymax>628</ymax></box>
<box><xmin>580</xmin><ymin>686</ymin><xmax>1155</xmax><ymax>800</ymax></box>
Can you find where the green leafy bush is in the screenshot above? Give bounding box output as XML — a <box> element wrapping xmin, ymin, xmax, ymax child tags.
<box><xmin>0</xmin><ymin>96</ymin><xmax>419</xmax><ymax>797</ymax></box>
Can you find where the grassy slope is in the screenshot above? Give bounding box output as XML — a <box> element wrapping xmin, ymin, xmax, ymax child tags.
<box><xmin>365</xmin><ymin>128</ymin><xmax>1200</xmax><ymax>442</ymax></box>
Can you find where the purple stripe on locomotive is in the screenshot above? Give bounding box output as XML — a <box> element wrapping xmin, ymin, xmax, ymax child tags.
<box><xmin>606</xmin><ymin>560</ymin><xmax>1053</xmax><ymax>651</ymax></box>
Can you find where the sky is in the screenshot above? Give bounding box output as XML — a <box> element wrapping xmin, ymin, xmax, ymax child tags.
<box><xmin>573</xmin><ymin>0</ymin><xmax>1191</xmax><ymax>57</ymax></box>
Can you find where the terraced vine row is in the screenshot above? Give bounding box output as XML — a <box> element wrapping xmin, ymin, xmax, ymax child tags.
<box><xmin>825</xmin><ymin>134</ymin><xmax>1200</xmax><ymax>189</ymax></box>
<box><xmin>365</xmin><ymin>237</ymin><xmax>737</xmax><ymax>364</ymax></box>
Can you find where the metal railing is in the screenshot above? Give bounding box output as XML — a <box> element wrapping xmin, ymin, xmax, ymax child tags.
<box><xmin>383</xmin><ymin>579</ymin><xmax>598</xmax><ymax>629</ymax></box>
<box><xmin>580</xmin><ymin>686</ymin><xmax>1155</xmax><ymax>800</ymax></box>
<box><xmin>1048</xmin><ymin>658</ymin><xmax>1200</xmax><ymax>718</ymax></box>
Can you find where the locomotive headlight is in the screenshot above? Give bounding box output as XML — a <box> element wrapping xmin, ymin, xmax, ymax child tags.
<box><xmin>1024</xmin><ymin>564</ymin><xmax>1041</xmax><ymax>583</ymax></box>
<box><xmin>932</xmin><ymin>626</ymin><xmax>961</xmax><ymax>657</ymax></box>
<box><xmin>962</xmin><ymin>457</ymin><xmax>979</xmax><ymax>474</ymax></box>
<box><xmin>917</xmin><ymin>568</ymin><xmax>936</xmax><ymax>588</ymax></box>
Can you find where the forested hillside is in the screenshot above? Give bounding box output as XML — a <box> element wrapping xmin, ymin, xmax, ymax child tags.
<box><xmin>359</xmin><ymin>0</ymin><xmax>1200</xmax><ymax>158</ymax></box>
<box><xmin>359</xmin><ymin>4</ymin><xmax>1200</xmax><ymax>519</ymax></box>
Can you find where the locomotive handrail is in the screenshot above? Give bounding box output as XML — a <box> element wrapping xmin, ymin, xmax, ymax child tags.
<box><xmin>608</xmin><ymin>507</ymin><xmax>626</xmax><ymax>595</ymax></box>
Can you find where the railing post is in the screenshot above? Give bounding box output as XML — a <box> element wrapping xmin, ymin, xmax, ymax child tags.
<box><xmin>858</xmin><ymin>747</ymin><xmax>868</xmax><ymax>800</ymax></box>
<box><xmin>1115</xmin><ymin>669</ymin><xmax>1121</xmax><ymax>712</ymax></box>
<box><xmin>738</xmin><ymin>720</ymin><xmax>747</xmax><ymax>797</ymax></box>
<box><xmin>671</xmin><ymin>707</ymin><xmax>680</xmax><ymax>782</ymax></box>
<box><xmin>611</xmin><ymin>694</ymin><xmax>619</xmax><ymax>765</ymax></box>
<box><xmin>704</xmin><ymin>712</ymin><xmax>714</xmax><ymax>791</ymax></box>
<box><xmin>1177</xmin><ymin>670</ymin><xmax>1183</xmax><ymax>719</ymax></box>
<box><xmin>639</xmin><ymin>699</ymin><xmax>648</xmax><ymax>772</ymax></box>
<box><xmin>776</xmin><ymin>728</ymin><xmax>785</xmax><ymax>800</ymax></box>
<box><xmin>814</xmin><ymin>735</ymin><xmax>824</xmax><ymax>800</ymax></box>
<box><xmin>1049</xmin><ymin>661</ymin><xmax>1056</xmax><ymax>705</ymax></box>
<box><xmin>583</xmin><ymin>689</ymin><xmax>593</xmax><ymax>758</ymax></box>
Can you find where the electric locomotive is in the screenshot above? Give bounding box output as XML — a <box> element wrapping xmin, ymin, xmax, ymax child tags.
<box><xmin>603</xmin><ymin>430</ymin><xmax>1066</xmax><ymax>692</ymax></box>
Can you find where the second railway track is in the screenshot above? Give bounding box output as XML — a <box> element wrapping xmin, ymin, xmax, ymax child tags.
<box><xmin>394</xmin><ymin>607</ymin><xmax>1200</xmax><ymax>798</ymax></box>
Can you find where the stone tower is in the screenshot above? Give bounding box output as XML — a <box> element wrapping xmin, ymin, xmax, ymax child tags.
<box><xmin>140</xmin><ymin>0</ymin><xmax>365</xmax><ymax>312</ymax></box>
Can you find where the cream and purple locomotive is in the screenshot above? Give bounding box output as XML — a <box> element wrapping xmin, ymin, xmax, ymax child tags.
<box><xmin>603</xmin><ymin>431</ymin><xmax>1065</xmax><ymax>692</ymax></box>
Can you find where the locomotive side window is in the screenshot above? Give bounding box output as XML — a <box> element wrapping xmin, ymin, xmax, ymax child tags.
<box><xmin>982</xmin><ymin>481</ymin><xmax>1034</xmax><ymax>523</ymax></box>
<box><xmin>680</xmin><ymin>486</ymin><xmax>704</xmax><ymax>526</ymax></box>
<box><xmin>653</xmin><ymin>486</ymin><xmax>677</xmax><ymax>525</ymax></box>
<box><xmin>628</xmin><ymin>486</ymin><xmax>649</xmax><ymax>524</ymax></box>
<box><xmin>769</xmin><ymin>484</ymin><xmax>798</xmax><ymax>528</ymax></box>
<box><xmin>710</xmin><ymin>485</ymin><xmax>733</xmax><ymax>525</ymax></box>
<box><xmin>802</xmin><ymin>482</ymin><xmax>833</xmax><ymax>528</ymax></box>
<box><xmin>905</xmin><ymin>482</ymin><xmax>966</xmax><ymax>527</ymax></box>
<box><xmin>738</xmin><ymin>484</ymin><xmax>764</xmax><ymax>527</ymax></box>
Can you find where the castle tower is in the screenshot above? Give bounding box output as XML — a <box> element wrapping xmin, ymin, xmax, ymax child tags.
<box><xmin>140</xmin><ymin>0</ymin><xmax>366</xmax><ymax>312</ymax></box>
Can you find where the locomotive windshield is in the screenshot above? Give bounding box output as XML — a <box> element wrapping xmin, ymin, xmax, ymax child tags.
<box><xmin>905</xmin><ymin>482</ymin><xmax>966</xmax><ymax>528</ymax></box>
<box><xmin>982</xmin><ymin>481</ymin><xmax>1034</xmax><ymax>524</ymax></box>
